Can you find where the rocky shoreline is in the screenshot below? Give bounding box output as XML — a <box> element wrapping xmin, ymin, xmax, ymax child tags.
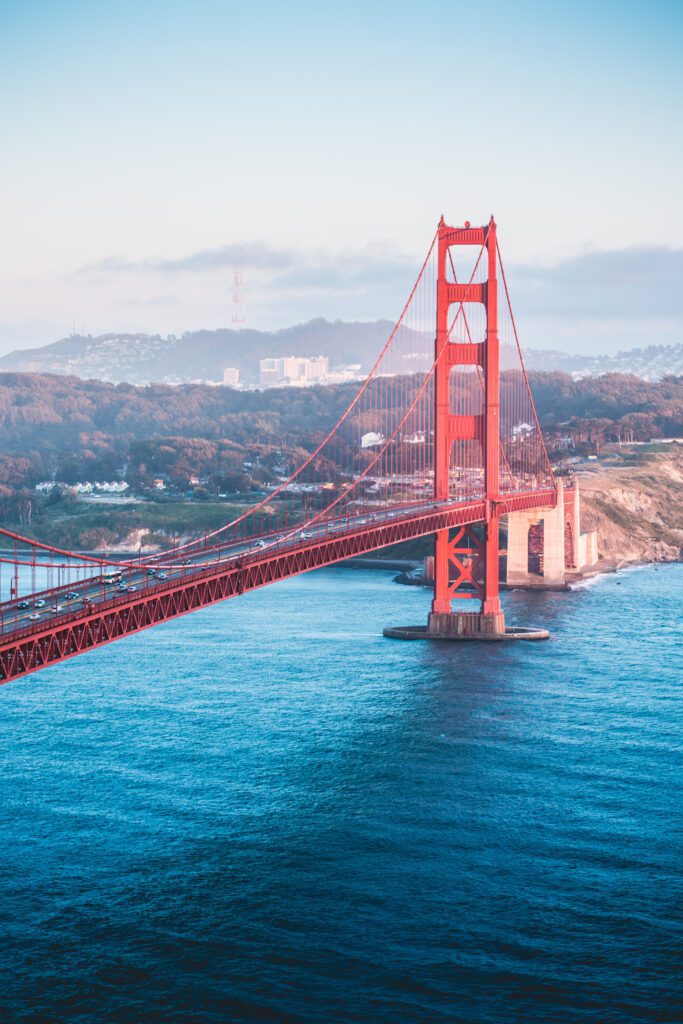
<box><xmin>577</xmin><ymin>448</ymin><xmax>682</xmax><ymax>566</ymax></box>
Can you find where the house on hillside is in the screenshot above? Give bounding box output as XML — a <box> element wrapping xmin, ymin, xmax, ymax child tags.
<box><xmin>361</xmin><ymin>431</ymin><xmax>384</xmax><ymax>449</ymax></box>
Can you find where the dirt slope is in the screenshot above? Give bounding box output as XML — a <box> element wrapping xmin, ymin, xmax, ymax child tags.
<box><xmin>576</xmin><ymin>447</ymin><xmax>682</xmax><ymax>565</ymax></box>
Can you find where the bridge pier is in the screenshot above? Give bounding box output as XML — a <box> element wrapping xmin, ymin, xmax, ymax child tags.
<box><xmin>506</xmin><ymin>478</ymin><xmax>598</xmax><ymax>588</ymax></box>
<box><xmin>383</xmin><ymin>553</ymin><xmax>550</xmax><ymax>640</ymax></box>
<box><xmin>384</xmin><ymin>610</ymin><xmax>548</xmax><ymax>642</ymax></box>
<box><xmin>427</xmin><ymin>610</ymin><xmax>505</xmax><ymax>636</ymax></box>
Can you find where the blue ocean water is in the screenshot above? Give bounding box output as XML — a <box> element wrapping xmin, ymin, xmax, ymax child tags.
<box><xmin>0</xmin><ymin>564</ymin><xmax>681</xmax><ymax>1024</ymax></box>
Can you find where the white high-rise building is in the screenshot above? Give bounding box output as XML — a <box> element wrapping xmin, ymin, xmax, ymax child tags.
<box><xmin>259</xmin><ymin>355</ymin><xmax>330</xmax><ymax>387</ymax></box>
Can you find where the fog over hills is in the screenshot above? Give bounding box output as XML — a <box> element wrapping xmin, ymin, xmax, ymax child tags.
<box><xmin>522</xmin><ymin>344</ymin><xmax>683</xmax><ymax>380</ymax></box>
<box><xmin>0</xmin><ymin>319</ymin><xmax>680</xmax><ymax>384</ymax></box>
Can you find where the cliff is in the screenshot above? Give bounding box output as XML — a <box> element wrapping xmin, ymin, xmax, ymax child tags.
<box><xmin>576</xmin><ymin>446</ymin><xmax>683</xmax><ymax>566</ymax></box>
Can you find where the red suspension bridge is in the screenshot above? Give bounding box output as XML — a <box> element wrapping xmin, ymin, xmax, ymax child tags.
<box><xmin>0</xmin><ymin>217</ymin><xmax>557</xmax><ymax>686</ymax></box>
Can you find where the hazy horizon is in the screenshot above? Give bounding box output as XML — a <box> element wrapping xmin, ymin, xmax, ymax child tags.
<box><xmin>2</xmin><ymin>310</ymin><xmax>680</xmax><ymax>366</ymax></box>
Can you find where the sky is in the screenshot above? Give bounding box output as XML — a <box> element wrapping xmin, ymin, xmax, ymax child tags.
<box><xmin>1</xmin><ymin>0</ymin><xmax>681</xmax><ymax>355</ymax></box>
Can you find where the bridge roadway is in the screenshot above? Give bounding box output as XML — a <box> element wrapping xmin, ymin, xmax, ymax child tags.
<box><xmin>0</xmin><ymin>489</ymin><xmax>556</xmax><ymax>684</ymax></box>
<box><xmin>0</xmin><ymin>500</ymin><xmax>455</xmax><ymax>635</ymax></box>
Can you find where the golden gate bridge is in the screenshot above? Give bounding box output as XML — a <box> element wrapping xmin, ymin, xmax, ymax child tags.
<box><xmin>0</xmin><ymin>217</ymin><xmax>558</xmax><ymax>686</ymax></box>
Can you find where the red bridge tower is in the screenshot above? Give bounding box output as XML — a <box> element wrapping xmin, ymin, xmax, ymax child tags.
<box><xmin>428</xmin><ymin>216</ymin><xmax>506</xmax><ymax>638</ymax></box>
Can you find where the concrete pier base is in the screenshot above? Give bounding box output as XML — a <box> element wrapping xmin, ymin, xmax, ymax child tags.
<box><xmin>505</xmin><ymin>478</ymin><xmax>599</xmax><ymax>589</ymax></box>
<box><xmin>384</xmin><ymin>610</ymin><xmax>549</xmax><ymax>641</ymax></box>
<box><xmin>428</xmin><ymin>610</ymin><xmax>506</xmax><ymax>637</ymax></box>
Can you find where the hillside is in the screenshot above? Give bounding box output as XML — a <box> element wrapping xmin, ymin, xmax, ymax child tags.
<box><xmin>0</xmin><ymin>368</ymin><xmax>679</xmax><ymax>555</ymax></box>
<box><xmin>523</xmin><ymin>343</ymin><xmax>683</xmax><ymax>380</ymax></box>
<box><xmin>578</xmin><ymin>448</ymin><xmax>683</xmax><ymax>564</ymax></box>
<box><xmin>0</xmin><ymin>319</ymin><xmax>401</xmax><ymax>385</ymax></box>
<box><xmin>1</xmin><ymin>323</ymin><xmax>681</xmax><ymax>385</ymax></box>
<box><xmin>0</xmin><ymin>371</ymin><xmax>680</xmax><ymax>498</ymax></box>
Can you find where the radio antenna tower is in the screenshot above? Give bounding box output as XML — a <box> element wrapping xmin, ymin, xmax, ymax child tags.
<box><xmin>232</xmin><ymin>267</ymin><xmax>246</xmax><ymax>327</ymax></box>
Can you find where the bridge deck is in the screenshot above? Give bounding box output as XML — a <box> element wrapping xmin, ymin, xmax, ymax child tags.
<box><xmin>0</xmin><ymin>491</ymin><xmax>555</xmax><ymax>686</ymax></box>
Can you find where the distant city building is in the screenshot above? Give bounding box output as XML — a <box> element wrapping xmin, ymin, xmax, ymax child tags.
<box><xmin>259</xmin><ymin>358</ymin><xmax>282</xmax><ymax>387</ymax></box>
<box><xmin>259</xmin><ymin>355</ymin><xmax>330</xmax><ymax>387</ymax></box>
<box><xmin>222</xmin><ymin>366</ymin><xmax>240</xmax><ymax>387</ymax></box>
<box><xmin>302</xmin><ymin>355</ymin><xmax>328</xmax><ymax>382</ymax></box>
<box><xmin>323</xmin><ymin>363</ymin><xmax>363</xmax><ymax>384</ymax></box>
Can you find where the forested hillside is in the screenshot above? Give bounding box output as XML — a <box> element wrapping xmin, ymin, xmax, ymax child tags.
<box><xmin>0</xmin><ymin>371</ymin><xmax>680</xmax><ymax>500</ymax></box>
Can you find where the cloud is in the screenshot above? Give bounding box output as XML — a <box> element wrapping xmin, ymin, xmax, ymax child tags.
<box><xmin>79</xmin><ymin>242</ymin><xmax>324</xmax><ymax>276</ymax></box>
<box><xmin>271</xmin><ymin>249</ymin><xmax>416</xmax><ymax>294</ymax></box>
<box><xmin>508</xmin><ymin>246</ymin><xmax>683</xmax><ymax>319</ymax></box>
<box><xmin>77</xmin><ymin>240</ymin><xmax>683</xmax><ymax>328</ymax></box>
<box><xmin>77</xmin><ymin>240</ymin><xmax>417</xmax><ymax>293</ymax></box>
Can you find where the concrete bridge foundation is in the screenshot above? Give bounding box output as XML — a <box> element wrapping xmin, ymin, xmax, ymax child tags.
<box><xmin>384</xmin><ymin>614</ymin><xmax>549</xmax><ymax>641</ymax></box>
<box><xmin>505</xmin><ymin>478</ymin><xmax>598</xmax><ymax>588</ymax></box>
